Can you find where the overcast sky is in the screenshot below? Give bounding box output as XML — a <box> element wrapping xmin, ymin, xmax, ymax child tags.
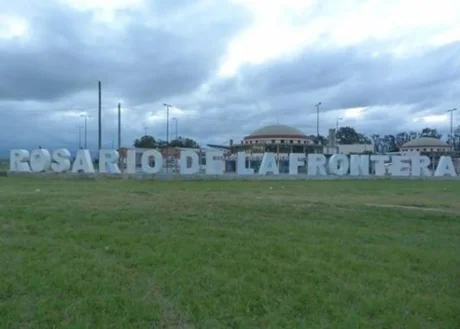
<box><xmin>1</xmin><ymin>0</ymin><xmax>459</xmax><ymax>154</ymax></box>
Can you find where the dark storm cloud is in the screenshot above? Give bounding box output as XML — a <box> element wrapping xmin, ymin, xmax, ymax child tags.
<box><xmin>169</xmin><ymin>40</ymin><xmax>460</xmax><ymax>143</ymax></box>
<box><xmin>0</xmin><ymin>0</ymin><xmax>251</xmax><ymax>104</ymax></box>
<box><xmin>0</xmin><ymin>0</ymin><xmax>253</xmax><ymax>153</ymax></box>
<box><xmin>1</xmin><ymin>0</ymin><xmax>459</xmax><ymax>153</ymax></box>
<box><xmin>201</xmin><ymin>41</ymin><xmax>460</xmax><ymax>121</ymax></box>
<box><xmin>0</xmin><ymin>4</ymin><xmax>97</xmax><ymax>101</ymax></box>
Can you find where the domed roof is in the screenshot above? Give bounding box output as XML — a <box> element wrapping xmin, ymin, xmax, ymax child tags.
<box><xmin>402</xmin><ymin>137</ymin><xmax>448</xmax><ymax>148</ymax></box>
<box><xmin>246</xmin><ymin>124</ymin><xmax>307</xmax><ymax>139</ymax></box>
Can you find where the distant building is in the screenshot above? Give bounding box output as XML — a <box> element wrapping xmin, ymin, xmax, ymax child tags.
<box><xmin>394</xmin><ymin>137</ymin><xmax>451</xmax><ymax>171</ymax></box>
<box><xmin>323</xmin><ymin>129</ymin><xmax>374</xmax><ymax>155</ymax></box>
<box><xmin>230</xmin><ymin>124</ymin><xmax>321</xmax><ymax>154</ymax></box>
<box><xmin>399</xmin><ymin>137</ymin><xmax>450</xmax><ymax>153</ymax></box>
<box><xmin>323</xmin><ymin>144</ymin><xmax>375</xmax><ymax>155</ymax></box>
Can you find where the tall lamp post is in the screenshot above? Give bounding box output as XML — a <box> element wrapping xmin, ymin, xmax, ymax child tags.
<box><xmin>447</xmin><ymin>108</ymin><xmax>457</xmax><ymax>150</ymax></box>
<box><xmin>315</xmin><ymin>102</ymin><xmax>321</xmax><ymax>142</ymax></box>
<box><xmin>78</xmin><ymin>125</ymin><xmax>83</xmax><ymax>149</ymax></box>
<box><xmin>164</xmin><ymin>103</ymin><xmax>173</xmax><ymax>173</ymax></box>
<box><xmin>172</xmin><ymin>117</ymin><xmax>178</xmax><ymax>140</ymax></box>
<box><xmin>336</xmin><ymin>117</ymin><xmax>343</xmax><ymax>138</ymax></box>
<box><xmin>80</xmin><ymin>113</ymin><xmax>91</xmax><ymax>149</ymax></box>
<box><xmin>336</xmin><ymin>117</ymin><xmax>343</xmax><ymax>152</ymax></box>
<box><xmin>117</xmin><ymin>102</ymin><xmax>121</xmax><ymax>150</ymax></box>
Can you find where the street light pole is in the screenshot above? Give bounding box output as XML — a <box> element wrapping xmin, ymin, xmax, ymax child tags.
<box><xmin>80</xmin><ymin>114</ymin><xmax>91</xmax><ymax>149</ymax></box>
<box><xmin>172</xmin><ymin>117</ymin><xmax>178</xmax><ymax>140</ymax></box>
<box><xmin>78</xmin><ymin>125</ymin><xmax>82</xmax><ymax>149</ymax></box>
<box><xmin>336</xmin><ymin>117</ymin><xmax>343</xmax><ymax>150</ymax></box>
<box><xmin>117</xmin><ymin>103</ymin><xmax>121</xmax><ymax>150</ymax></box>
<box><xmin>84</xmin><ymin>115</ymin><xmax>87</xmax><ymax>149</ymax></box>
<box><xmin>336</xmin><ymin>118</ymin><xmax>343</xmax><ymax>132</ymax></box>
<box><xmin>315</xmin><ymin>102</ymin><xmax>321</xmax><ymax>141</ymax></box>
<box><xmin>164</xmin><ymin>103</ymin><xmax>173</xmax><ymax>173</ymax></box>
<box><xmin>98</xmin><ymin>81</ymin><xmax>102</xmax><ymax>151</ymax></box>
<box><xmin>447</xmin><ymin>108</ymin><xmax>457</xmax><ymax>150</ymax></box>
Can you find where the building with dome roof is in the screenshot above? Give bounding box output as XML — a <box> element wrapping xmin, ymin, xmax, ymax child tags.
<box><xmin>234</xmin><ymin>124</ymin><xmax>320</xmax><ymax>154</ymax></box>
<box><xmin>400</xmin><ymin>137</ymin><xmax>450</xmax><ymax>153</ymax></box>
<box><xmin>397</xmin><ymin>137</ymin><xmax>452</xmax><ymax>171</ymax></box>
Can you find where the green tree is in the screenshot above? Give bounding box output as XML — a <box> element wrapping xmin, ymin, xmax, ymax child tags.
<box><xmin>336</xmin><ymin>127</ymin><xmax>362</xmax><ymax>144</ymax></box>
<box><xmin>371</xmin><ymin>134</ymin><xmax>398</xmax><ymax>153</ymax></box>
<box><xmin>358</xmin><ymin>133</ymin><xmax>372</xmax><ymax>144</ymax></box>
<box><xmin>308</xmin><ymin>134</ymin><xmax>326</xmax><ymax>145</ymax></box>
<box><xmin>449</xmin><ymin>125</ymin><xmax>460</xmax><ymax>151</ymax></box>
<box><xmin>419</xmin><ymin>127</ymin><xmax>442</xmax><ymax>139</ymax></box>
<box><xmin>169</xmin><ymin>137</ymin><xmax>200</xmax><ymax>148</ymax></box>
<box><xmin>133</xmin><ymin>135</ymin><xmax>157</xmax><ymax>148</ymax></box>
<box><xmin>395</xmin><ymin>131</ymin><xmax>418</xmax><ymax>149</ymax></box>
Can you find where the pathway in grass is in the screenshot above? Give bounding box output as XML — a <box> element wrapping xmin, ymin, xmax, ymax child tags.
<box><xmin>364</xmin><ymin>203</ymin><xmax>460</xmax><ymax>214</ymax></box>
<box><xmin>0</xmin><ymin>178</ymin><xmax>459</xmax><ymax>329</ymax></box>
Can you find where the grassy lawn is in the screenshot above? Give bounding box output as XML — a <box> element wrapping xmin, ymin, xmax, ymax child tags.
<box><xmin>0</xmin><ymin>160</ymin><xmax>8</xmax><ymax>171</ymax></box>
<box><xmin>0</xmin><ymin>177</ymin><xmax>459</xmax><ymax>329</ymax></box>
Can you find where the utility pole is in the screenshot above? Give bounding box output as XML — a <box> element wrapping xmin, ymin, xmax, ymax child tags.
<box><xmin>80</xmin><ymin>114</ymin><xmax>91</xmax><ymax>149</ymax></box>
<box><xmin>78</xmin><ymin>125</ymin><xmax>83</xmax><ymax>149</ymax></box>
<box><xmin>336</xmin><ymin>117</ymin><xmax>343</xmax><ymax>141</ymax></box>
<box><xmin>315</xmin><ymin>102</ymin><xmax>321</xmax><ymax>142</ymax></box>
<box><xmin>172</xmin><ymin>117</ymin><xmax>178</xmax><ymax>140</ymax></box>
<box><xmin>117</xmin><ymin>102</ymin><xmax>121</xmax><ymax>150</ymax></box>
<box><xmin>164</xmin><ymin>103</ymin><xmax>173</xmax><ymax>173</ymax></box>
<box><xmin>336</xmin><ymin>118</ymin><xmax>343</xmax><ymax>132</ymax></box>
<box><xmin>98</xmin><ymin>81</ymin><xmax>102</xmax><ymax>150</ymax></box>
<box><xmin>447</xmin><ymin>108</ymin><xmax>457</xmax><ymax>150</ymax></box>
<box><xmin>336</xmin><ymin>117</ymin><xmax>343</xmax><ymax>152</ymax></box>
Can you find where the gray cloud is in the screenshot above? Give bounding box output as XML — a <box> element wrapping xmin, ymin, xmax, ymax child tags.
<box><xmin>211</xmin><ymin>41</ymin><xmax>460</xmax><ymax>111</ymax></box>
<box><xmin>187</xmin><ymin>41</ymin><xmax>460</xmax><ymax>140</ymax></box>
<box><xmin>0</xmin><ymin>0</ymin><xmax>250</xmax><ymax>104</ymax></box>
<box><xmin>1</xmin><ymin>0</ymin><xmax>459</xmax><ymax>156</ymax></box>
<box><xmin>0</xmin><ymin>0</ymin><xmax>252</xmax><ymax>154</ymax></box>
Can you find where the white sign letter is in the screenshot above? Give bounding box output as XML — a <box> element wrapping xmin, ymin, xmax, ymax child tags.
<box><xmin>390</xmin><ymin>155</ymin><xmax>411</xmax><ymax>177</ymax></box>
<box><xmin>410</xmin><ymin>155</ymin><xmax>431</xmax><ymax>177</ymax></box>
<box><xmin>328</xmin><ymin>154</ymin><xmax>349</xmax><ymax>176</ymax></box>
<box><xmin>51</xmin><ymin>149</ymin><xmax>71</xmax><ymax>173</ymax></box>
<box><xmin>99</xmin><ymin>149</ymin><xmax>121</xmax><ymax>174</ymax></box>
<box><xmin>30</xmin><ymin>149</ymin><xmax>51</xmax><ymax>172</ymax></box>
<box><xmin>434</xmin><ymin>156</ymin><xmax>457</xmax><ymax>177</ymax></box>
<box><xmin>288</xmin><ymin>153</ymin><xmax>304</xmax><ymax>175</ymax></box>
<box><xmin>258</xmin><ymin>152</ymin><xmax>279</xmax><ymax>175</ymax></box>
<box><xmin>205</xmin><ymin>151</ymin><xmax>224</xmax><ymax>175</ymax></box>
<box><xmin>236</xmin><ymin>152</ymin><xmax>254</xmax><ymax>175</ymax></box>
<box><xmin>125</xmin><ymin>149</ymin><xmax>136</xmax><ymax>174</ymax></box>
<box><xmin>9</xmin><ymin>149</ymin><xmax>31</xmax><ymax>172</ymax></box>
<box><xmin>71</xmin><ymin>149</ymin><xmax>95</xmax><ymax>173</ymax></box>
<box><xmin>141</xmin><ymin>149</ymin><xmax>163</xmax><ymax>174</ymax></box>
<box><xmin>179</xmin><ymin>150</ymin><xmax>199</xmax><ymax>175</ymax></box>
<box><xmin>307</xmin><ymin>154</ymin><xmax>327</xmax><ymax>176</ymax></box>
<box><xmin>350</xmin><ymin>155</ymin><xmax>369</xmax><ymax>176</ymax></box>
<box><xmin>370</xmin><ymin>155</ymin><xmax>389</xmax><ymax>176</ymax></box>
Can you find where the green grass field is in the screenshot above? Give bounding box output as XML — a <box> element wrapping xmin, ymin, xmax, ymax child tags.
<box><xmin>0</xmin><ymin>160</ymin><xmax>8</xmax><ymax>171</ymax></box>
<box><xmin>0</xmin><ymin>177</ymin><xmax>459</xmax><ymax>329</ymax></box>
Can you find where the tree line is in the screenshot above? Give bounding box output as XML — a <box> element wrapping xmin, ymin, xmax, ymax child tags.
<box><xmin>134</xmin><ymin>135</ymin><xmax>200</xmax><ymax>149</ymax></box>
<box><xmin>133</xmin><ymin>125</ymin><xmax>460</xmax><ymax>151</ymax></box>
<box><xmin>316</xmin><ymin>126</ymin><xmax>460</xmax><ymax>152</ymax></box>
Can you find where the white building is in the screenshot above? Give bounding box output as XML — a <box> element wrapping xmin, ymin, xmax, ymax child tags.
<box><xmin>399</xmin><ymin>137</ymin><xmax>450</xmax><ymax>153</ymax></box>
